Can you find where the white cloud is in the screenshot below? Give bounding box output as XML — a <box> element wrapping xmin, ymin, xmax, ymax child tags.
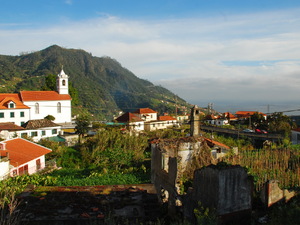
<box><xmin>0</xmin><ymin>8</ymin><xmax>300</xmax><ymax>110</ymax></box>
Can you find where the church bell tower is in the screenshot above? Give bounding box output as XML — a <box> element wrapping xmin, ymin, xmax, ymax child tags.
<box><xmin>56</xmin><ymin>67</ymin><xmax>69</xmax><ymax>95</ymax></box>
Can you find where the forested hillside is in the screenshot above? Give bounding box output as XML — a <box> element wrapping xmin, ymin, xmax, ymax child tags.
<box><xmin>0</xmin><ymin>45</ymin><xmax>191</xmax><ymax>119</ymax></box>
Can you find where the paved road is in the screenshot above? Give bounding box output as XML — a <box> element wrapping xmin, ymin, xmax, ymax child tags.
<box><xmin>201</xmin><ymin>125</ymin><xmax>282</xmax><ymax>140</ymax></box>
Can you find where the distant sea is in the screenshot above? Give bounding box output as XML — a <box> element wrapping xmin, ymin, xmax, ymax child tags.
<box><xmin>191</xmin><ymin>100</ymin><xmax>300</xmax><ymax>116</ymax></box>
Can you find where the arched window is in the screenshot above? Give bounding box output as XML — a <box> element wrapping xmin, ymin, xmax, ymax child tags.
<box><xmin>57</xmin><ymin>102</ymin><xmax>61</xmax><ymax>113</ymax></box>
<box><xmin>62</xmin><ymin>80</ymin><xmax>66</xmax><ymax>86</ymax></box>
<box><xmin>35</xmin><ymin>103</ymin><xmax>39</xmax><ymax>114</ymax></box>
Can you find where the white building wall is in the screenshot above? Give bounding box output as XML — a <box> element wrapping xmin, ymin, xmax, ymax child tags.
<box><xmin>16</xmin><ymin>126</ymin><xmax>62</xmax><ymax>142</ymax></box>
<box><xmin>10</xmin><ymin>155</ymin><xmax>46</xmax><ymax>176</ymax></box>
<box><xmin>0</xmin><ymin>108</ymin><xmax>30</xmax><ymax>126</ymax></box>
<box><xmin>130</xmin><ymin>121</ymin><xmax>144</xmax><ymax>131</ymax></box>
<box><xmin>24</xmin><ymin>100</ymin><xmax>71</xmax><ymax>124</ymax></box>
<box><xmin>135</xmin><ymin>112</ymin><xmax>157</xmax><ymax>122</ymax></box>
<box><xmin>0</xmin><ymin>160</ymin><xmax>10</xmax><ymax>180</ymax></box>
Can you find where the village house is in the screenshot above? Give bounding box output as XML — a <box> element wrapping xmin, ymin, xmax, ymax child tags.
<box><xmin>0</xmin><ymin>138</ymin><xmax>52</xmax><ymax>178</ymax></box>
<box><xmin>0</xmin><ymin>119</ymin><xmax>62</xmax><ymax>142</ymax></box>
<box><xmin>21</xmin><ymin>119</ymin><xmax>63</xmax><ymax>142</ymax></box>
<box><xmin>133</xmin><ymin>108</ymin><xmax>158</xmax><ymax>122</ymax></box>
<box><xmin>116</xmin><ymin>108</ymin><xmax>180</xmax><ymax>132</ymax></box>
<box><xmin>115</xmin><ymin>112</ymin><xmax>144</xmax><ymax>132</ymax></box>
<box><xmin>0</xmin><ymin>69</ymin><xmax>72</xmax><ymax>126</ymax></box>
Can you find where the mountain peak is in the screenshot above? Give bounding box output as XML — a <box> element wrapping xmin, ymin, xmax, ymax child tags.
<box><xmin>0</xmin><ymin>46</ymin><xmax>191</xmax><ymax>119</ymax></box>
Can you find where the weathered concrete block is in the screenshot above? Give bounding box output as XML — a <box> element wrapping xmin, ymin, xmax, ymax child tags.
<box><xmin>185</xmin><ymin>164</ymin><xmax>253</xmax><ymax>224</ymax></box>
<box><xmin>260</xmin><ymin>180</ymin><xmax>296</xmax><ymax>207</ymax></box>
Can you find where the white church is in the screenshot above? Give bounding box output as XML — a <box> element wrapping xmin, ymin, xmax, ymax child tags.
<box><xmin>0</xmin><ymin>69</ymin><xmax>72</xmax><ymax>126</ymax></box>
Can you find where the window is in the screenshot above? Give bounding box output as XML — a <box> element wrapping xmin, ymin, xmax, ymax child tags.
<box><xmin>20</xmin><ymin>111</ymin><xmax>25</xmax><ymax>117</ymax></box>
<box><xmin>9</xmin><ymin>102</ymin><xmax>15</xmax><ymax>108</ymax></box>
<box><xmin>35</xmin><ymin>103</ymin><xmax>39</xmax><ymax>114</ymax></box>
<box><xmin>52</xmin><ymin>129</ymin><xmax>57</xmax><ymax>135</ymax></box>
<box><xmin>21</xmin><ymin>133</ymin><xmax>27</xmax><ymax>138</ymax></box>
<box><xmin>57</xmin><ymin>102</ymin><xmax>61</xmax><ymax>113</ymax></box>
<box><xmin>31</xmin><ymin>131</ymin><xmax>38</xmax><ymax>137</ymax></box>
<box><xmin>42</xmin><ymin>131</ymin><xmax>46</xmax><ymax>136</ymax></box>
<box><xmin>10</xmin><ymin>112</ymin><xmax>14</xmax><ymax>118</ymax></box>
<box><xmin>21</xmin><ymin>122</ymin><xmax>25</xmax><ymax>126</ymax></box>
<box><xmin>0</xmin><ymin>113</ymin><xmax>4</xmax><ymax>118</ymax></box>
<box><xmin>62</xmin><ymin>79</ymin><xmax>66</xmax><ymax>86</ymax></box>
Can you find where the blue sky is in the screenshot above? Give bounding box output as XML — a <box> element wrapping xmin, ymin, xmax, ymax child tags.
<box><xmin>1</xmin><ymin>0</ymin><xmax>300</xmax><ymax>113</ymax></box>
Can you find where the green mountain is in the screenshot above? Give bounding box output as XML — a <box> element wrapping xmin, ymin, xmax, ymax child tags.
<box><xmin>0</xmin><ymin>45</ymin><xmax>191</xmax><ymax>119</ymax></box>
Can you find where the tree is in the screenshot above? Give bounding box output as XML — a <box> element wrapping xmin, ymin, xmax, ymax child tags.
<box><xmin>250</xmin><ymin>112</ymin><xmax>266</xmax><ymax>129</ymax></box>
<box><xmin>44</xmin><ymin>115</ymin><xmax>55</xmax><ymax>121</ymax></box>
<box><xmin>42</xmin><ymin>74</ymin><xmax>56</xmax><ymax>91</ymax></box>
<box><xmin>267</xmin><ymin>112</ymin><xmax>296</xmax><ymax>137</ymax></box>
<box><xmin>75</xmin><ymin>114</ymin><xmax>91</xmax><ymax>142</ymax></box>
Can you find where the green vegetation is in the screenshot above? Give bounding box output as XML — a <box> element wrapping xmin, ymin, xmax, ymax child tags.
<box><xmin>0</xmin><ymin>45</ymin><xmax>191</xmax><ymax>119</ymax></box>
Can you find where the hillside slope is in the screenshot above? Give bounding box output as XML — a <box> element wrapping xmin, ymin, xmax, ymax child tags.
<box><xmin>0</xmin><ymin>45</ymin><xmax>191</xmax><ymax>119</ymax></box>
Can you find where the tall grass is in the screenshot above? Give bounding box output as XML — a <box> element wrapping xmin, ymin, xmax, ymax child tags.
<box><xmin>223</xmin><ymin>148</ymin><xmax>300</xmax><ymax>191</ymax></box>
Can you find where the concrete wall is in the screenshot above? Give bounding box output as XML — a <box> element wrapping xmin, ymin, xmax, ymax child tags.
<box><xmin>185</xmin><ymin>165</ymin><xmax>253</xmax><ymax>224</ymax></box>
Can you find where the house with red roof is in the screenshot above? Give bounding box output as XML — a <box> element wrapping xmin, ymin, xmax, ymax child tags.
<box><xmin>133</xmin><ymin>108</ymin><xmax>158</xmax><ymax>122</ymax></box>
<box><xmin>115</xmin><ymin>112</ymin><xmax>144</xmax><ymax>132</ymax></box>
<box><xmin>116</xmin><ymin>108</ymin><xmax>180</xmax><ymax>132</ymax></box>
<box><xmin>0</xmin><ymin>138</ymin><xmax>52</xmax><ymax>177</ymax></box>
<box><xmin>0</xmin><ymin>94</ymin><xmax>31</xmax><ymax>126</ymax></box>
<box><xmin>0</xmin><ymin>69</ymin><xmax>72</xmax><ymax>126</ymax></box>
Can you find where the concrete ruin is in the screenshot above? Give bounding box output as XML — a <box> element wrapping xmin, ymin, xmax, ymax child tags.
<box><xmin>190</xmin><ymin>105</ymin><xmax>202</xmax><ymax>137</ymax></box>
<box><xmin>151</xmin><ymin>136</ymin><xmax>253</xmax><ymax>224</ymax></box>
<box><xmin>260</xmin><ymin>180</ymin><xmax>296</xmax><ymax>208</ymax></box>
<box><xmin>184</xmin><ymin>165</ymin><xmax>253</xmax><ymax>224</ymax></box>
<box><xmin>151</xmin><ymin>136</ymin><xmax>205</xmax><ymax>214</ymax></box>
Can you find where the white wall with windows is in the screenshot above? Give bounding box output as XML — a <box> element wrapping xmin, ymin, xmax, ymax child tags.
<box><xmin>24</xmin><ymin>100</ymin><xmax>71</xmax><ymax>124</ymax></box>
<box><xmin>17</xmin><ymin>126</ymin><xmax>62</xmax><ymax>142</ymax></box>
<box><xmin>0</xmin><ymin>108</ymin><xmax>30</xmax><ymax>126</ymax></box>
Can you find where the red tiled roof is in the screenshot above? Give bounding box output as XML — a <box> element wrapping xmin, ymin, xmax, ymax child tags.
<box><xmin>1</xmin><ymin>138</ymin><xmax>52</xmax><ymax>167</ymax></box>
<box><xmin>224</xmin><ymin>112</ymin><xmax>238</xmax><ymax>120</ymax></box>
<box><xmin>0</xmin><ymin>122</ymin><xmax>25</xmax><ymax>131</ymax></box>
<box><xmin>116</xmin><ymin>112</ymin><xmax>144</xmax><ymax>123</ymax></box>
<box><xmin>158</xmin><ymin>115</ymin><xmax>177</xmax><ymax>121</ymax></box>
<box><xmin>20</xmin><ymin>91</ymin><xmax>71</xmax><ymax>101</ymax></box>
<box><xmin>204</xmin><ymin>138</ymin><xmax>230</xmax><ymax>150</ymax></box>
<box><xmin>235</xmin><ymin>111</ymin><xmax>266</xmax><ymax>117</ymax></box>
<box><xmin>0</xmin><ymin>94</ymin><xmax>30</xmax><ymax>109</ymax></box>
<box><xmin>133</xmin><ymin>108</ymin><xmax>157</xmax><ymax>114</ymax></box>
